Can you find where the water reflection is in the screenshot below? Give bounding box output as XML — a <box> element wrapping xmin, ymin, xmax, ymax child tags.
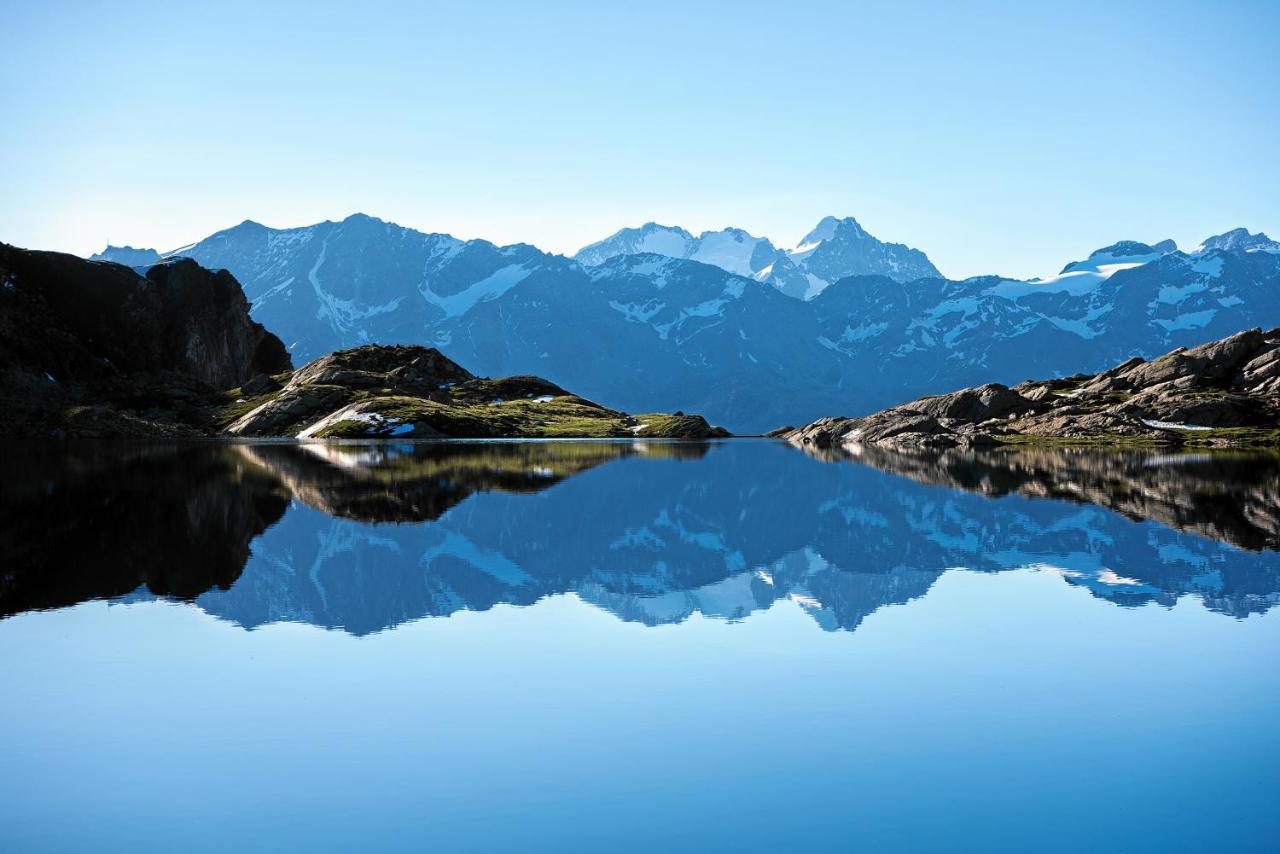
<box><xmin>804</xmin><ymin>442</ymin><xmax>1280</xmax><ymax>551</ymax></box>
<box><xmin>2</xmin><ymin>440</ymin><xmax>1278</xmax><ymax>632</ymax></box>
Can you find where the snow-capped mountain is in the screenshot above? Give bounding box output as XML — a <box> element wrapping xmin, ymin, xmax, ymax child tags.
<box><xmin>574</xmin><ymin>215</ymin><xmax>941</xmax><ymax>298</ymax></box>
<box><xmin>129</xmin><ymin>214</ymin><xmax>557</xmax><ymax>359</ymax></box>
<box><xmin>775</xmin><ymin>215</ymin><xmax>941</xmax><ymax>297</ymax></box>
<box><xmin>574</xmin><ymin>223</ymin><xmax>781</xmax><ymax>277</ymax></box>
<box><xmin>90</xmin><ymin>218</ymin><xmax>1280</xmax><ymax>432</ymax></box>
<box><xmin>1196</xmin><ymin>227</ymin><xmax>1280</xmax><ymax>254</ymax></box>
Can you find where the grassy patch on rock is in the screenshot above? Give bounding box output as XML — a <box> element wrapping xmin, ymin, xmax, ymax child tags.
<box><xmin>310</xmin><ymin>394</ymin><xmax>635</xmax><ymax>439</ymax></box>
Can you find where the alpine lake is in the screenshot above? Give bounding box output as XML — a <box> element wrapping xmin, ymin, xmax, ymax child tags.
<box><xmin>2</xmin><ymin>438</ymin><xmax>1277</xmax><ymax>853</ymax></box>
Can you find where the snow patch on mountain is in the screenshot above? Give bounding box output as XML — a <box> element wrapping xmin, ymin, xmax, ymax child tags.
<box><xmin>1152</xmin><ymin>309</ymin><xmax>1217</xmax><ymax>332</ymax></box>
<box><xmin>992</xmin><ymin>239</ymin><xmax>1179</xmax><ymax>300</ymax></box>
<box><xmin>688</xmin><ymin>228</ymin><xmax>774</xmax><ymax>277</ymax></box>
<box><xmin>422</xmin><ymin>263</ymin><xmax>533</xmax><ymax>318</ymax></box>
<box><xmin>609</xmin><ymin>299</ymin><xmax>666</xmax><ymax>323</ymax></box>
<box><xmin>652</xmin><ymin>279</ymin><xmax>747</xmax><ymax>341</ymax></box>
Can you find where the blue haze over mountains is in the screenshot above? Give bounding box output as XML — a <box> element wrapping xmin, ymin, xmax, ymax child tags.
<box><xmin>93</xmin><ymin>215</ymin><xmax>1280</xmax><ymax>433</ymax></box>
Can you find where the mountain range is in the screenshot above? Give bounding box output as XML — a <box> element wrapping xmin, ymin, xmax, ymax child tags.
<box><xmin>92</xmin><ymin>215</ymin><xmax>1280</xmax><ymax>433</ymax></box>
<box><xmin>573</xmin><ymin>215</ymin><xmax>940</xmax><ymax>297</ymax></box>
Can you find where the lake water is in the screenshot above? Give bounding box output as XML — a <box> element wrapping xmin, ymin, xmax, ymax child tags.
<box><xmin>2</xmin><ymin>440</ymin><xmax>1277</xmax><ymax>852</ymax></box>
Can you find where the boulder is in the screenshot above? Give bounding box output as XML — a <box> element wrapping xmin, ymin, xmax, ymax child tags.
<box><xmin>906</xmin><ymin>384</ymin><xmax>1042</xmax><ymax>422</ymax></box>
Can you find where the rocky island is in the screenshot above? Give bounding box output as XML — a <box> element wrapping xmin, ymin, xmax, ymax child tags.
<box><xmin>787</xmin><ymin>328</ymin><xmax>1280</xmax><ymax>451</ymax></box>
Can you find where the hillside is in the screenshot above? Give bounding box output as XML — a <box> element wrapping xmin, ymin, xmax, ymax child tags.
<box><xmin>222</xmin><ymin>344</ymin><xmax>729</xmax><ymax>439</ymax></box>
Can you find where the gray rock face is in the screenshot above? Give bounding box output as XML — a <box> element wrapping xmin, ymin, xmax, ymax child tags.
<box><xmin>786</xmin><ymin>328</ymin><xmax>1280</xmax><ymax>450</ymax></box>
<box><xmin>907</xmin><ymin>383</ymin><xmax>1044</xmax><ymax>422</ymax></box>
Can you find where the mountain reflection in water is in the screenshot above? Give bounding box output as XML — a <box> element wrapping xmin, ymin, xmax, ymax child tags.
<box><xmin>2</xmin><ymin>440</ymin><xmax>1278</xmax><ymax>634</ymax></box>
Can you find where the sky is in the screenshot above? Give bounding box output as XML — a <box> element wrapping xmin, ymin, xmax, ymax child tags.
<box><xmin>2</xmin><ymin>0</ymin><xmax>1278</xmax><ymax>280</ymax></box>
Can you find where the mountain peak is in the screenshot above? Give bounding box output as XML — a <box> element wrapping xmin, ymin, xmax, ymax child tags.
<box><xmin>573</xmin><ymin>223</ymin><xmax>695</xmax><ymax>267</ymax></box>
<box><xmin>696</xmin><ymin>226</ymin><xmax>756</xmax><ymax>242</ymax></box>
<box><xmin>779</xmin><ymin>215</ymin><xmax>938</xmax><ymax>296</ymax></box>
<box><xmin>797</xmin><ymin>216</ymin><xmax>866</xmax><ymax>249</ymax></box>
<box><xmin>89</xmin><ymin>245</ymin><xmax>163</xmax><ymax>267</ymax></box>
<box><xmin>1084</xmin><ymin>240</ymin><xmax>1176</xmax><ymax>261</ymax></box>
<box><xmin>1049</xmin><ymin>238</ymin><xmax>1180</xmax><ymax>278</ymax></box>
<box><xmin>639</xmin><ymin>221</ymin><xmax>690</xmax><ymax>234</ymax></box>
<box><xmin>1198</xmin><ymin>227</ymin><xmax>1280</xmax><ymax>254</ymax></box>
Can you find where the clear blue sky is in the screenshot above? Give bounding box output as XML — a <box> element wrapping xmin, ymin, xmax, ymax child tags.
<box><xmin>3</xmin><ymin>0</ymin><xmax>1277</xmax><ymax>279</ymax></box>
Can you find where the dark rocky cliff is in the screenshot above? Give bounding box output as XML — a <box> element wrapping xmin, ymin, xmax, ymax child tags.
<box><xmin>0</xmin><ymin>243</ymin><xmax>290</xmax><ymax>435</ymax></box>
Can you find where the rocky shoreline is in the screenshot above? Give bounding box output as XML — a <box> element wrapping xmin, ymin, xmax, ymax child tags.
<box><xmin>786</xmin><ymin>328</ymin><xmax>1280</xmax><ymax>451</ymax></box>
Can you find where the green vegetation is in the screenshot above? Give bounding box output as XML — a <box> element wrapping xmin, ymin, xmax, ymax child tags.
<box><xmin>994</xmin><ymin>426</ymin><xmax>1280</xmax><ymax>450</ymax></box>
<box><xmin>215</xmin><ymin>389</ymin><xmax>282</xmax><ymax>430</ymax></box>
<box><xmin>994</xmin><ymin>433</ymin><xmax>1172</xmax><ymax>449</ymax></box>
<box><xmin>310</xmin><ymin>394</ymin><xmax>644</xmax><ymax>439</ymax></box>
<box><xmin>1178</xmin><ymin>426</ymin><xmax>1280</xmax><ymax>448</ymax></box>
<box><xmin>220</xmin><ymin>346</ymin><xmax>727</xmax><ymax>440</ymax></box>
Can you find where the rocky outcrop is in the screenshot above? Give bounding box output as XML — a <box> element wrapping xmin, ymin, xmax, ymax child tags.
<box><xmin>0</xmin><ymin>243</ymin><xmax>291</xmax><ymax>436</ymax></box>
<box><xmin>225</xmin><ymin>344</ymin><xmax>731</xmax><ymax>440</ymax></box>
<box><xmin>787</xmin><ymin>328</ymin><xmax>1280</xmax><ymax>450</ymax></box>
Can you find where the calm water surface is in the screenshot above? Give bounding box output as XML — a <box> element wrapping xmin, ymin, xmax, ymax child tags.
<box><xmin>1</xmin><ymin>440</ymin><xmax>1277</xmax><ymax>852</ymax></box>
